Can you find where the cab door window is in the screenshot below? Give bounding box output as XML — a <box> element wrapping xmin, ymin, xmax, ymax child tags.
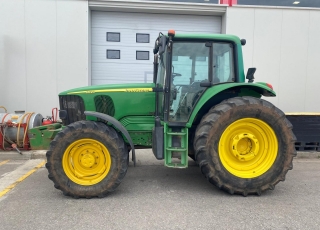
<box><xmin>169</xmin><ymin>42</ymin><xmax>209</xmax><ymax>122</ymax></box>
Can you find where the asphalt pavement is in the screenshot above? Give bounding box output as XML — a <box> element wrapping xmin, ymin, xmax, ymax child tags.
<box><xmin>0</xmin><ymin>149</ymin><xmax>320</xmax><ymax>161</ymax></box>
<box><xmin>0</xmin><ymin>149</ymin><xmax>319</xmax><ymax>230</ymax></box>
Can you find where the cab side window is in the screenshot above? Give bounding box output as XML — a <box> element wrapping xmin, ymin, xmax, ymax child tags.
<box><xmin>213</xmin><ymin>43</ymin><xmax>235</xmax><ymax>83</ymax></box>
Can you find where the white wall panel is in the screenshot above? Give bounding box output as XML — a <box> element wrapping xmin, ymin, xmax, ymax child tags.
<box><xmin>278</xmin><ymin>10</ymin><xmax>309</xmax><ymax>112</ymax></box>
<box><xmin>0</xmin><ymin>0</ymin><xmax>88</xmax><ymax>117</ymax></box>
<box><xmin>251</xmin><ymin>9</ymin><xmax>282</xmax><ymax>106</ymax></box>
<box><xmin>227</xmin><ymin>6</ymin><xmax>320</xmax><ymax>113</ymax></box>
<box><xmin>0</xmin><ymin>0</ymin><xmax>26</xmax><ymax>112</ymax></box>
<box><xmin>225</xmin><ymin>8</ymin><xmax>255</xmax><ymax>70</ymax></box>
<box><xmin>56</xmin><ymin>0</ymin><xmax>89</xmax><ymax>94</ymax></box>
<box><xmin>305</xmin><ymin>11</ymin><xmax>320</xmax><ymax>112</ymax></box>
<box><xmin>25</xmin><ymin>0</ymin><xmax>57</xmax><ymax>115</ymax></box>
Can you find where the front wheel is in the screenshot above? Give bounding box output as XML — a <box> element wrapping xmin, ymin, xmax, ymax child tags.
<box><xmin>194</xmin><ymin>97</ymin><xmax>296</xmax><ymax>196</ymax></box>
<box><xmin>46</xmin><ymin>120</ymin><xmax>128</xmax><ymax>198</ymax></box>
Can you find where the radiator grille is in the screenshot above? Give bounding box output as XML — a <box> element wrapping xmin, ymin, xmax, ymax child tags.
<box><xmin>59</xmin><ymin>95</ymin><xmax>86</xmax><ymax>125</ymax></box>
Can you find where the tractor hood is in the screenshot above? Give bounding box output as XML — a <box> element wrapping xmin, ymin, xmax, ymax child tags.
<box><xmin>58</xmin><ymin>83</ymin><xmax>156</xmax><ymax>122</ymax></box>
<box><xmin>59</xmin><ymin>83</ymin><xmax>155</xmax><ymax>95</ymax></box>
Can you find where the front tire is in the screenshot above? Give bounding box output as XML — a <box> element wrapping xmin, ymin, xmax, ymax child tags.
<box><xmin>46</xmin><ymin>120</ymin><xmax>128</xmax><ymax>198</ymax></box>
<box><xmin>194</xmin><ymin>97</ymin><xmax>296</xmax><ymax>196</ymax></box>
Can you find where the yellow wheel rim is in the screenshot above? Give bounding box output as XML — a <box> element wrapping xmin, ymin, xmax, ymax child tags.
<box><xmin>62</xmin><ymin>138</ymin><xmax>111</xmax><ymax>186</ymax></box>
<box><xmin>219</xmin><ymin>118</ymin><xmax>278</xmax><ymax>178</ymax></box>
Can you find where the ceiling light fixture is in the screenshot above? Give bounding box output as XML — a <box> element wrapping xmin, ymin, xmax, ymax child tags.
<box><xmin>293</xmin><ymin>1</ymin><xmax>300</xmax><ymax>4</ymax></box>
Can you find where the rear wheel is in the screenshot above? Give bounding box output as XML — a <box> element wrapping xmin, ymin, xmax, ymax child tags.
<box><xmin>46</xmin><ymin>120</ymin><xmax>128</xmax><ymax>198</ymax></box>
<box><xmin>194</xmin><ymin>96</ymin><xmax>296</xmax><ymax>196</ymax></box>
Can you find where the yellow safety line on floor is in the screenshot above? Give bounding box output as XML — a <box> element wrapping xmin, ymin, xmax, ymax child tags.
<box><xmin>0</xmin><ymin>160</ymin><xmax>10</xmax><ymax>166</ymax></box>
<box><xmin>0</xmin><ymin>160</ymin><xmax>46</xmax><ymax>198</ymax></box>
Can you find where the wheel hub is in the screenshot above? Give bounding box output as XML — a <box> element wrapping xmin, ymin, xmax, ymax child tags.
<box><xmin>232</xmin><ymin>133</ymin><xmax>259</xmax><ymax>161</ymax></box>
<box><xmin>80</xmin><ymin>153</ymin><xmax>95</xmax><ymax>168</ymax></box>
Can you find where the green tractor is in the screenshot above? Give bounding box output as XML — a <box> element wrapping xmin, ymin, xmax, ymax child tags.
<box><xmin>46</xmin><ymin>30</ymin><xmax>296</xmax><ymax>198</ymax></box>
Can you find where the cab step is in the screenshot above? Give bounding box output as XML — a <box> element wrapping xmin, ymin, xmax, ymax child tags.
<box><xmin>164</xmin><ymin>124</ymin><xmax>188</xmax><ymax>168</ymax></box>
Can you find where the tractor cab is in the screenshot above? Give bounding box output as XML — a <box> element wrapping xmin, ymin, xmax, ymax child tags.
<box><xmin>154</xmin><ymin>30</ymin><xmax>236</xmax><ymax>124</ymax></box>
<box><xmin>152</xmin><ymin>30</ymin><xmax>239</xmax><ymax>167</ymax></box>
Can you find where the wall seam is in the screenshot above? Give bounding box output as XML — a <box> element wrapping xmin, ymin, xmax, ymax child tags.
<box><xmin>251</xmin><ymin>8</ymin><xmax>255</xmax><ymax>67</ymax></box>
<box><xmin>277</xmin><ymin>10</ymin><xmax>283</xmax><ymax>108</ymax></box>
<box><xmin>24</xmin><ymin>0</ymin><xmax>27</xmax><ymax>111</ymax></box>
<box><xmin>56</xmin><ymin>0</ymin><xmax>58</xmax><ymax>102</ymax></box>
<box><xmin>277</xmin><ymin>10</ymin><xmax>283</xmax><ymax>107</ymax></box>
<box><xmin>304</xmin><ymin>11</ymin><xmax>311</xmax><ymax>111</ymax></box>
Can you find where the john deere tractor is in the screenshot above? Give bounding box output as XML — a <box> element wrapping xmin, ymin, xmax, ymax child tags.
<box><xmin>46</xmin><ymin>30</ymin><xmax>296</xmax><ymax>198</ymax></box>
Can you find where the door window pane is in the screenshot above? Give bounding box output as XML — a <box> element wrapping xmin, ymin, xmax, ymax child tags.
<box><xmin>169</xmin><ymin>42</ymin><xmax>209</xmax><ymax>122</ymax></box>
<box><xmin>213</xmin><ymin>43</ymin><xmax>234</xmax><ymax>83</ymax></box>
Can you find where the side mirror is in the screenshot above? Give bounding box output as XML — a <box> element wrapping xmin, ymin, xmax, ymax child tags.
<box><xmin>158</xmin><ymin>35</ymin><xmax>167</xmax><ymax>55</ymax></box>
<box><xmin>246</xmin><ymin>68</ymin><xmax>256</xmax><ymax>83</ymax></box>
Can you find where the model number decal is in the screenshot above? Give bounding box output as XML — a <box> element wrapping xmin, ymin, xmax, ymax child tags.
<box><xmin>125</xmin><ymin>89</ymin><xmax>151</xmax><ymax>92</ymax></box>
<box><xmin>68</xmin><ymin>88</ymin><xmax>153</xmax><ymax>95</ymax></box>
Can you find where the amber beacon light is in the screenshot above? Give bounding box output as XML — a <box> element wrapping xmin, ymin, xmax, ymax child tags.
<box><xmin>168</xmin><ymin>29</ymin><xmax>175</xmax><ymax>37</ymax></box>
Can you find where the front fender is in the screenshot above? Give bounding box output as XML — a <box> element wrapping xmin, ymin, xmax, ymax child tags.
<box><xmin>84</xmin><ymin>111</ymin><xmax>136</xmax><ymax>166</ymax></box>
<box><xmin>186</xmin><ymin>82</ymin><xmax>276</xmax><ymax>127</ymax></box>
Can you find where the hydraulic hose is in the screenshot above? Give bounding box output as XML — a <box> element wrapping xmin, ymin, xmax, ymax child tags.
<box><xmin>16</xmin><ymin>112</ymin><xmax>33</xmax><ymax>148</ymax></box>
<box><xmin>0</xmin><ymin>106</ymin><xmax>7</xmax><ymax>113</ymax></box>
<box><xmin>23</xmin><ymin>112</ymin><xmax>34</xmax><ymax>147</ymax></box>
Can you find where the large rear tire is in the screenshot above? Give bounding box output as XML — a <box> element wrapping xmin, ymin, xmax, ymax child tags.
<box><xmin>46</xmin><ymin>120</ymin><xmax>128</xmax><ymax>198</ymax></box>
<box><xmin>194</xmin><ymin>97</ymin><xmax>296</xmax><ymax>196</ymax></box>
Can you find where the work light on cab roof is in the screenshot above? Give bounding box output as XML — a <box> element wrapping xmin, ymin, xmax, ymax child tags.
<box><xmin>168</xmin><ymin>29</ymin><xmax>175</xmax><ymax>37</ymax></box>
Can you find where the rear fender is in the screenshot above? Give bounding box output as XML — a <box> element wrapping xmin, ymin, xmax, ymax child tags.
<box><xmin>186</xmin><ymin>83</ymin><xmax>276</xmax><ymax>127</ymax></box>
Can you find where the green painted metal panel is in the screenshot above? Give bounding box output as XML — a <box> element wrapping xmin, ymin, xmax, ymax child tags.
<box><xmin>119</xmin><ymin>116</ymin><xmax>155</xmax><ymax>131</ymax></box>
<box><xmin>29</xmin><ymin>124</ymin><xmax>65</xmax><ymax>150</ymax></box>
<box><xmin>128</xmin><ymin>131</ymin><xmax>152</xmax><ymax>147</ymax></box>
<box><xmin>59</xmin><ymin>83</ymin><xmax>156</xmax><ymax>122</ymax></box>
<box><xmin>186</xmin><ymin>82</ymin><xmax>276</xmax><ymax>127</ymax></box>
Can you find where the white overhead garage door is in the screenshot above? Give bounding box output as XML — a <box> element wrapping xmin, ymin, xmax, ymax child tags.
<box><xmin>91</xmin><ymin>11</ymin><xmax>221</xmax><ymax>85</ymax></box>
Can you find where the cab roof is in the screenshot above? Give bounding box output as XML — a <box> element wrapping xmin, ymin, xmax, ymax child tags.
<box><xmin>172</xmin><ymin>33</ymin><xmax>242</xmax><ymax>44</ymax></box>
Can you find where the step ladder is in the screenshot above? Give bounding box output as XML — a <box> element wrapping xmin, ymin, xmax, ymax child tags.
<box><xmin>164</xmin><ymin>124</ymin><xmax>188</xmax><ymax>168</ymax></box>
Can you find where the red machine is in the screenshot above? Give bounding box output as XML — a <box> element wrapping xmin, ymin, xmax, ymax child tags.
<box><xmin>42</xmin><ymin>108</ymin><xmax>58</xmax><ymax>125</ymax></box>
<box><xmin>0</xmin><ymin>108</ymin><xmax>57</xmax><ymax>152</ymax></box>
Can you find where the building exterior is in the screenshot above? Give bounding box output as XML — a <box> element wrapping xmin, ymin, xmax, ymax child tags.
<box><xmin>1</xmin><ymin>0</ymin><xmax>320</xmax><ymax>117</ymax></box>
